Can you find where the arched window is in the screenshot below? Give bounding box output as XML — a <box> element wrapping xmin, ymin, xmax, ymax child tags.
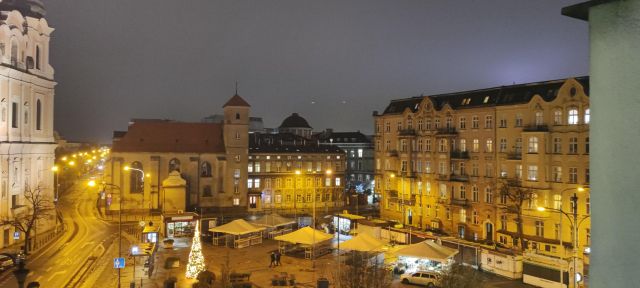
<box><xmin>169</xmin><ymin>158</ymin><xmax>180</xmax><ymax>173</ymax></box>
<box><xmin>568</xmin><ymin>108</ymin><xmax>579</xmax><ymax>125</ymax></box>
<box><xmin>35</xmin><ymin>46</ymin><xmax>40</xmax><ymax>69</ymax></box>
<box><xmin>10</xmin><ymin>38</ymin><xmax>18</xmax><ymax>65</ymax></box>
<box><xmin>36</xmin><ymin>99</ymin><xmax>42</xmax><ymax>130</ymax></box>
<box><xmin>553</xmin><ymin>109</ymin><xmax>562</xmax><ymax>125</ymax></box>
<box><xmin>535</xmin><ymin>111</ymin><xmax>543</xmax><ymax>125</ymax></box>
<box><xmin>129</xmin><ymin>161</ymin><xmax>144</xmax><ymax>193</ymax></box>
<box><xmin>201</xmin><ymin>161</ymin><xmax>212</xmax><ymax>177</ymax></box>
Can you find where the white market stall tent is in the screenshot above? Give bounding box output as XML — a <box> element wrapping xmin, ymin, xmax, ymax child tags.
<box><xmin>394</xmin><ymin>240</ymin><xmax>459</xmax><ymax>273</ymax></box>
<box><xmin>338</xmin><ymin>233</ymin><xmax>387</xmax><ymax>252</ymax></box>
<box><xmin>209</xmin><ymin>219</ymin><xmax>266</xmax><ymax>248</ymax></box>
<box><xmin>248</xmin><ymin>213</ymin><xmax>295</xmax><ymax>238</ymax></box>
<box><xmin>275</xmin><ymin>227</ymin><xmax>334</xmax><ymax>259</ymax></box>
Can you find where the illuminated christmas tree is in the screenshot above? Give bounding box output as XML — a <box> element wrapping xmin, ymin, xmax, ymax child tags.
<box><xmin>185</xmin><ymin>222</ymin><xmax>206</xmax><ymax>279</ymax></box>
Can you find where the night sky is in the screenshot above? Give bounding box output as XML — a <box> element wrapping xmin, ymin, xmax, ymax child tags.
<box><xmin>44</xmin><ymin>0</ymin><xmax>588</xmax><ymax>143</ymax></box>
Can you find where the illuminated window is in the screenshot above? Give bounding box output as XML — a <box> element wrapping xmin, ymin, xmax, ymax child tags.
<box><xmin>584</xmin><ymin>108</ymin><xmax>590</xmax><ymax>124</ymax></box>
<box><xmin>528</xmin><ymin>165</ymin><xmax>538</xmax><ymax>181</ymax></box>
<box><xmin>568</xmin><ymin>108</ymin><xmax>579</xmax><ymax>125</ymax></box>
<box><xmin>528</xmin><ymin>137</ymin><xmax>538</xmax><ymax>153</ymax></box>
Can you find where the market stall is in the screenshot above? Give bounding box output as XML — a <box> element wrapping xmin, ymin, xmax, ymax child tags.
<box><xmin>209</xmin><ymin>219</ymin><xmax>265</xmax><ymax>248</ymax></box>
<box><xmin>275</xmin><ymin>227</ymin><xmax>334</xmax><ymax>259</ymax></box>
<box><xmin>338</xmin><ymin>233</ymin><xmax>387</xmax><ymax>252</ymax></box>
<box><xmin>393</xmin><ymin>239</ymin><xmax>459</xmax><ymax>273</ymax></box>
<box><xmin>248</xmin><ymin>213</ymin><xmax>295</xmax><ymax>239</ymax></box>
<box><xmin>333</xmin><ymin>212</ymin><xmax>365</xmax><ymax>235</ymax></box>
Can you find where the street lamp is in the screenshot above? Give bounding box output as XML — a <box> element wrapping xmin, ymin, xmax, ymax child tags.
<box><xmin>537</xmin><ymin>186</ymin><xmax>588</xmax><ymax>288</ymax></box>
<box><xmin>124</xmin><ymin>166</ymin><xmax>149</xmax><ymax>210</ymax></box>
<box><xmin>52</xmin><ymin>166</ymin><xmax>60</xmax><ymax>233</ymax></box>
<box><xmin>88</xmin><ymin>180</ymin><xmax>123</xmax><ymax>288</ymax></box>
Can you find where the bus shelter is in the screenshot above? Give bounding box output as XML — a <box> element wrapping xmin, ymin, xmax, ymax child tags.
<box><xmin>275</xmin><ymin>227</ymin><xmax>334</xmax><ymax>259</ymax></box>
<box><xmin>209</xmin><ymin>219</ymin><xmax>265</xmax><ymax>248</ymax></box>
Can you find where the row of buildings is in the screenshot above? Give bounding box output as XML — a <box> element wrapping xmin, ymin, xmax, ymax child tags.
<box><xmin>374</xmin><ymin>77</ymin><xmax>591</xmax><ymax>262</ymax></box>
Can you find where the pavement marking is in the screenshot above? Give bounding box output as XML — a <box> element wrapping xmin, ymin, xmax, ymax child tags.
<box><xmin>46</xmin><ymin>266</ymin><xmax>53</xmax><ymax>272</ymax></box>
<box><xmin>81</xmin><ymin>241</ymin><xmax>95</xmax><ymax>249</ymax></box>
<box><xmin>47</xmin><ymin>270</ymin><xmax>67</xmax><ymax>282</ymax></box>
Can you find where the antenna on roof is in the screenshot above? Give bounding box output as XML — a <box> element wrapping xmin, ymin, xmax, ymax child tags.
<box><xmin>235</xmin><ymin>81</ymin><xmax>239</xmax><ymax>95</ymax></box>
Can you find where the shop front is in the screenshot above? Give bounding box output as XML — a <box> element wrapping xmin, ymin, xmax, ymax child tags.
<box><xmin>162</xmin><ymin>212</ymin><xmax>199</xmax><ymax>238</ymax></box>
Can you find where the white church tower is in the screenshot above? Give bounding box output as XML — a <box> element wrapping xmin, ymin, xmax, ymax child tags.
<box><xmin>0</xmin><ymin>0</ymin><xmax>57</xmax><ymax>248</ymax></box>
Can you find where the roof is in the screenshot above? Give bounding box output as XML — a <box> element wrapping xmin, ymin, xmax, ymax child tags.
<box><xmin>336</xmin><ymin>213</ymin><xmax>366</xmax><ymax>220</ymax></box>
<box><xmin>249</xmin><ymin>133</ymin><xmax>344</xmax><ymax>154</ymax></box>
<box><xmin>338</xmin><ymin>233</ymin><xmax>387</xmax><ymax>252</ymax></box>
<box><xmin>562</xmin><ymin>0</ymin><xmax>619</xmax><ymax>20</ymax></box>
<box><xmin>223</xmin><ymin>94</ymin><xmax>251</xmax><ymax>107</ymax></box>
<box><xmin>279</xmin><ymin>113</ymin><xmax>312</xmax><ymax>129</ymax></box>
<box><xmin>313</xmin><ymin>131</ymin><xmax>371</xmax><ymax>144</ymax></box>
<box><xmin>274</xmin><ymin>227</ymin><xmax>333</xmax><ymax>246</ymax></box>
<box><xmin>379</xmin><ymin>77</ymin><xmax>589</xmax><ymax>115</ymax></box>
<box><xmin>248</xmin><ymin>214</ymin><xmax>296</xmax><ymax>228</ymax></box>
<box><xmin>394</xmin><ymin>240</ymin><xmax>459</xmax><ymax>262</ymax></box>
<box><xmin>112</xmin><ymin>119</ymin><xmax>226</xmax><ymax>153</ymax></box>
<box><xmin>209</xmin><ymin>219</ymin><xmax>265</xmax><ymax>235</ymax></box>
<box><xmin>0</xmin><ymin>0</ymin><xmax>46</xmax><ymax>18</ymax></box>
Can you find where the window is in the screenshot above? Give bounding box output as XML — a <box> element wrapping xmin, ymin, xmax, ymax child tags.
<box><xmin>552</xmin><ymin>166</ymin><xmax>562</xmax><ymax>182</ymax></box>
<box><xmin>248</xmin><ymin>179</ymin><xmax>253</xmax><ymax>188</ymax></box>
<box><xmin>586</xmin><ymin>197</ymin><xmax>590</xmax><ymax>214</ymax></box>
<box><xmin>169</xmin><ymin>158</ymin><xmax>180</xmax><ymax>173</ymax></box>
<box><xmin>400</xmin><ymin>139</ymin><xmax>407</xmax><ymax>152</ymax></box>
<box><xmin>515</xmin><ymin>164</ymin><xmax>523</xmax><ymax>179</ymax></box>
<box><xmin>397</xmin><ymin>121</ymin><xmax>402</xmax><ymax>131</ymax></box>
<box><xmin>555</xmin><ymin>224</ymin><xmax>561</xmax><ymax>240</ymax></box>
<box><xmin>407</xmin><ymin>119</ymin><xmax>413</xmax><ymax>129</ymax></box>
<box><xmin>568</xmin><ymin>108</ymin><xmax>579</xmax><ymax>125</ymax></box>
<box><xmin>500</xmin><ymin>215</ymin><xmax>507</xmax><ymax>230</ymax></box>
<box><xmin>584</xmin><ymin>108</ymin><xmax>590</xmax><ymax>124</ymax></box>
<box><xmin>401</xmin><ymin>160</ymin><xmax>407</xmax><ymax>172</ymax></box>
<box><xmin>459</xmin><ymin>185</ymin><xmax>466</xmax><ymax>199</ymax></box>
<box><xmin>385</xmin><ymin>122</ymin><xmax>390</xmax><ymax>132</ymax></box>
<box><xmin>255</xmin><ymin>179</ymin><xmax>261</xmax><ymax>188</ymax></box>
<box><xmin>426</xmin><ymin>119</ymin><xmax>432</xmax><ymax>130</ymax></box>
<box><xmin>36</xmin><ymin>99</ymin><xmax>42</xmax><ymax>130</ymax></box>
<box><xmin>234</xmin><ymin>168</ymin><xmax>240</xmax><ymax>178</ymax></box>
<box><xmin>473</xmin><ymin>210</ymin><xmax>479</xmax><ymax>224</ymax></box>
<box><xmin>569</xmin><ymin>137</ymin><xmax>578</xmax><ymax>154</ymax></box>
<box><xmin>439</xmin><ymin>162</ymin><xmax>447</xmax><ymax>175</ymax></box>
<box><xmin>438</xmin><ymin>139</ymin><xmax>447</xmax><ymax>152</ymax></box>
<box><xmin>585</xmin><ymin>137</ymin><xmax>590</xmax><ymax>154</ymax></box>
<box><xmin>499</xmin><ymin>118</ymin><xmax>507</xmax><ymax>128</ymax></box>
<box><xmin>446</xmin><ymin>117</ymin><xmax>452</xmax><ymax>128</ymax></box>
<box><xmin>472</xmin><ymin>186</ymin><xmax>479</xmax><ymax>202</ymax></box>
<box><xmin>472</xmin><ymin>116</ymin><xmax>479</xmax><ymax>128</ymax></box>
<box><xmin>535</xmin><ymin>111</ymin><xmax>544</xmax><ymax>126</ymax></box>
<box><xmin>11</xmin><ymin>102</ymin><xmax>18</xmax><ymax>128</ymax></box>
<box><xmin>201</xmin><ymin>162</ymin><xmax>212</xmax><ymax>177</ymax></box>
<box><xmin>35</xmin><ymin>46</ymin><xmax>41</xmax><ymax>69</ymax></box>
<box><xmin>417</xmin><ymin>139</ymin><xmax>423</xmax><ymax>152</ymax></box>
<box><xmin>486</xmin><ymin>139</ymin><xmax>493</xmax><ymax>153</ymax></box>
<box><xmin>472</xmin><ymin>163</ymin><xmax>479</xmax><ymax>176</ymax></box>
<box><xmin>129</xmin><ymin>161</ymin><xmax>144</xmax><ymax>193</ymax></box>
<box><xmin>417</xmin><ymin>120</ymin><xmax>423</xmax><ymax>131</ymax></box>
<box><xmin>472</xmin><ymin>139</ymin><xmax>479</xmax><ymax>152</ymax></box>
<box><xmin>233</xmin><ymin>198</ymin><xmax>240</xmax><ymax>206</ymax></box>
<box><xmin>485</xmin><ymin>187</ymin><xmax>493</xmax><ymax>203</ymax></box>
<box><xmin>459</xmin><ymin>162</ymin><xmax>466</xmax><ymax>175</ymax></box>
<box><xmin>255</xmin><ymin>162</ymin><xmax>261</xmax><ymax>172</ymax></box>
<box><xmin>460</xmin><ymin>139</ymin><xmax>466</xmax><ymax>152</ymax></box>
<box><xmin>528</xmin><ymin>165</ymin><xmax>538</xmax><ymax>181</ymax></box>
<box><xmin>235</xmin><ymin>131</ymin><xmax>240</xmax><ymax>140</ymax></box>
<box><xmin>528</xmin><ymin>137</ymin><xmax>538</xmax><ymax>153</ymax></box>
<box><xmin>569</xmin><ymin>167</ymin><xmax>578</xmax><ymax>183</ymax></box>
<box><xmin>459</xmin><ymin>117</ymin><xmax>466</xmax><ymax>129</ymax></box>
<box><xmin>500</xmin><ymin>194</ymin><xmax>507</xmax><ymax>205</ymax></box>
<box><xmin>485</xmin><ymin>163</ymin><xmax>493</xmax><ymax>177</ymax></box>
<box><xmin>335</xmin><ymin>177</ymin><xmax>341</xmax><ymax>186</ymax></box>
<box><xmin>425</xmin><ymin>139</ymin><xmax>432</xmax><ymax>151</ymax></box>
<box><xmin>485</xmin><ymin>115</ymin><xmax>493</xmax><ymax>128</ymax></box>
<box><xmin>425</xmin><ymin>161</ymin><xmax>432</xmax><ymax>173</ymax></box>
<box><xmin>435</xmin><ymin>118</ymin><xmax>440</xmax><ymax>129</ymax></box>
<box><xmin>515</xmin><ymin>114</ymin><xmax>523</xmax><ymax>127</ymax></box>
<box><xmin>515</xmin><ymin>138</ymin><xmax>522</xmax><ymax>154</ymax></box>
<box><xmin>553</xmin><ymin>109</ymin><xmax>562</xmax><ymax>125</ymax></box>
<box><xmin>535</xmin><ymin>221</ymin><xmax>544</xmax><ymax>237</ymax></box>
<box><xmin>553</xmin><ymin>137</ymin><xmax>562</xmax><ymax>153</ymax></box>
<box><xmin>357</xmin><ymin>149</ymin><xmax>363</xmax><ymax>158</ymax></box>
<box><xmin>585</xmin><ymin>168</ymin><xmax>590</xmax><ymax>184</ymax></box>
<box><xmin>499</xmin><ymin>138</ymin><xmax>507</xmax><ymax>152</ymax></box>
<box><xmin>460</xmin><ymin>209</ymin><xmax>466</xmax><ymax>223</ymax></box>
<box><xmin>325</xmin><ymin>177</ymin><xmax>331</xmax><ymax>186</ymax></box>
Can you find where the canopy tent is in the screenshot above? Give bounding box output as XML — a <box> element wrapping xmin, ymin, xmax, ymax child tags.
<box><xmin>209</xmin><ymin>219</ymin><xmax>265</xmax><ymax>248</ymax></box>
<box><xmin>275</xmin><ymin>226</ymin><xmax>333</xmax><ymax>245</ymax></box>
<box><xmin>275</xmin><ymin>227</ymin><xmax>334</xmax><ymax>259</ymax></box>
<box><xmin>338</xmin><ymin>233</ymin><xmax>387</xmax><ymax>252</ymax></box>
<box><xmin>249</xmin><ymin>213</ymin><xmax>295</xmax><ymax>228</ymax></box>
<box><xmin>394</xmin><ymin>240</ymin><xmax>459</xmax><ymax>263</ymax></box>
<box><xmin>209</xmin><ymin>219</ymin><xmax>265</xmax><ymax>235</ymax></box>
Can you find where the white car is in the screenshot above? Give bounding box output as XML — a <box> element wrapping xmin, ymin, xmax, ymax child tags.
<box><xmin>400</xmin><ymin>271</ymin><xmax>440</xmax><ymax>287</ymax></box>
<box><xmin>0</xmin><ymin>255</ymin><xmax>14</xmax><ymax>271</ymax></box>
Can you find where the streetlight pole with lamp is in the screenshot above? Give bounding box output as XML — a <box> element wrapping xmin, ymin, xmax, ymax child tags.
<box><xmin>537</xmin><ymin>186</ymin><xmax>588</xmax><ymax>288</ymax></box>
<box><xmin>52</xmin><ymin>165</ymin><xmax>60</xmax><ymax>233</ymax></box>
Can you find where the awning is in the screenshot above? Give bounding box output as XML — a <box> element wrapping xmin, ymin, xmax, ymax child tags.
<box><xmin>335</xmin><ymin>213</ymin><xmax>366</xmax><ymax>220</ymax></box>
<box><xmin>209</xmin><ymin>219</ymin><xmax>265</xmax><ymax>236</ymax></box>
<box><xmin>275</xmin><ymin>227</ymin><xmax>333</xmax><ymax>246</ymax></box>
<box><xmin>248</xmin><ymin>213</ymin><xmax>295</xmax><ymax>228</ymax></box>
<box><xmin>395</xmin><ymin>240</ymin><xmax>459</xmax><ymax>263</ymax></box>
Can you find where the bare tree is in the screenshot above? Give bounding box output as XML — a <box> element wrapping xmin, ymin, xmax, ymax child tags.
<box><xmin>438</xmin><ymin>263</ymin><xmax>486</xmax><ymax>288</ymax></box>
<box><xmin>498</xmin><ymin>178</ymin><xmax>534</xmax><ymax>250</ymax></box>
<box><xmin>2</xmin><ymin>185</ymin><xmax>53</xmax><ymax>254</ymax></box>
<box><xmin>334</xmin><ymin>251</ymin><xmax>391</xmax><ymax>288</ymax></box>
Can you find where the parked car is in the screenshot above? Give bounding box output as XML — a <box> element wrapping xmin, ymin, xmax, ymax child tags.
<box><xmin>400</xmin><ymin>270</ymin><xmax>440</xmax><ymax>287</ymax></box>
<box><xmin>0</xmin><ymin>255</ymin><xmax>15</xmax><ymax>271</ymax></box>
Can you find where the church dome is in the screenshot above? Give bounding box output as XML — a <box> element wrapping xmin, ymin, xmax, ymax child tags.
<box><xmin>279</xmin><ymin>113</ymin><xmax>312</xmax><ymax>129</ymax></box>
<box><xmin>0</xmin><ymin>0</ymin><xmax>46</xmax><ymax>18</ymax></box>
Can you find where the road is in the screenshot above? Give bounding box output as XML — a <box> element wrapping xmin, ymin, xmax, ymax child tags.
<box><xmin>0</xmin><ymin>179</ymin><xmax>118</xmax><ymax>288</ymax></box>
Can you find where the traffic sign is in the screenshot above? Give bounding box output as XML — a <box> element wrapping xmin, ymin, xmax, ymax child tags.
<box><xmin>114</xmin><ymin>257</ymin><xmax>125</xmax><ymax>269</ymax></box>
<box><xmin>13</xmin><ymin>232</ymin><xmax>19</xmax><ymax>240</ymax></box>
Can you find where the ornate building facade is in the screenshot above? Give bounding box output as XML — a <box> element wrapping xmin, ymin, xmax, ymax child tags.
<box><xmin>0</xmin><ymin>0</ymin><xmax>57</xmax><ymax>248</ymax></box>
<box><xmin>374</xmin><ymin>77</ymin><xmax>591</xmax><ymax>262</ymax></box>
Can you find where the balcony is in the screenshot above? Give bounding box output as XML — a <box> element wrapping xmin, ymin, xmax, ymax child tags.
<box><xmin>450</xmin><ymin>173</ymin><xmax>470</xmax><ymax>182</ymax></box>
<box><xmin>398</xmin><ymin>129</ymin><xmax>416</xmax><ymax>136</ymax></box>
<box><xmin>523</xmin><ymin>124</ymin><xmax>549</xmax><ymax>132</ymax></box>
<box><xmin>436</xmin><ymin>127</ymin><xmax>457</xmax><ymax>135</ymax></box>
<box><xmin>450</xmin><ymin>198</ymin><xmax>470</xmax><ymax>207</ymax></box>
<box><xmin>386</xmin><ymin>150</ymin><xmax>399</xmax><ymax>157</ymax></box>
<box><xmin>450</xmin><ymin>150</ymin><xmax>470</xmax><ymax>159</ymax></box>
<box><xmin>437</xmin><ymin>174</ymin><xmax>449</xmax><ymax>181</ymax></box>
<box><xmin>506</xmin><ymin>151</ymin><xmax>522</xmax><ymax>160</ymax></box>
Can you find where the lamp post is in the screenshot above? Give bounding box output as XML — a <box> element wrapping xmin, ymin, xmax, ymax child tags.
<box><xmin>89</xmin><ymin>180</ymin><xmax>123</xmax><ymax>288</ymax></box>
<box><xmin>124</xmin><ymin>166</ymin><xmax>149</xmax><ymax>212</ymax></box>
<box><xmin>537</xmin><ymin>186</ymin><xmax>588</xmax><ymax>288</ymax></box>
<box><xmin>52</xmin><ymin>165</ymin><xmax>59</xmax><ymax>233</ymax></box>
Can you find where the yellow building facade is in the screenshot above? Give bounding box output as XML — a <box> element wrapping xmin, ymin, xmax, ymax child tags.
<box><xmin>374</xmin><ymin>77</ymin><xmax>590</xmax><ymax>262</ymax></box>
